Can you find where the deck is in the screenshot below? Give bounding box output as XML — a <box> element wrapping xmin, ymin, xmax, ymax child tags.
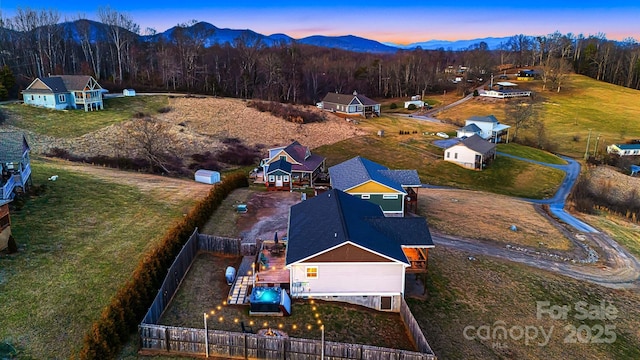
<box><xmin>255</xmin><ymin>241</ymin><xmax>289</xmax><ymax>286</ymax></box>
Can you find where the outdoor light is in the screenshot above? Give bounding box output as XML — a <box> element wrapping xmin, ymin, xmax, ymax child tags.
<box><xmin>218</xmin><ymin>316</ymin><xmax>224</xmax><ymax>322</ymax></box>
<box><xmin>234</xmin><ymin>318</ymin><xmax>239</xmax><ymax>323</ymax></box>
<box><xmin>292</xmin><ymin>324</ymin><xmax>297</xmax><ymax>330</ymax></box>
<box><xmin>263</xmin><ymin>321</ymin><xmax>268</xmax><ymax>327</ymax></box>
<box><xmin>217</xmin><ymin>305</ymin><xmax>221</xmax><ymax>310</ymax></box>
<box><xmin>278</xmin><ymin>324</ymin><xmax>283</xmax><ymax>329</ymax></box>
<box><xmin>307</xmin><ymin>324</ymin><xmax>312</xmax><ymax>330</ymax></box>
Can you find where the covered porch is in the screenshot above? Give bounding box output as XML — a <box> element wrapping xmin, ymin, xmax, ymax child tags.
<box><xmin>404</xmin><ymin>187</ymin><xmax>419</xmax><ymax>215</ymax></box>
<box><xmin>402</xmin><ymin>247</ymin><xmax>430</xmax><ymax>274</ymax></box>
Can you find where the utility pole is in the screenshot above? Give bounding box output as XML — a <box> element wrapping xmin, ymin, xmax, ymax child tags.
<box><xmin>593</xmin><ymin>134</ymin><xmax>601</xmax><ymax>158</ymax></box>
<box><xmin>584</xmin><ymin>129</ymin><xmax>592</xmax><ymax>160</ymax></box>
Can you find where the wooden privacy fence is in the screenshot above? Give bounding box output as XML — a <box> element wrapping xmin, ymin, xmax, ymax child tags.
<box><xmin>139</xmin><ymin>324</ymin><xmax>437</xmax><ymax>360</ymax></box>
<box><xmin>140</xmin><ymin>231</ymin><xmax>437</xmax><ymax>359</ymax></box>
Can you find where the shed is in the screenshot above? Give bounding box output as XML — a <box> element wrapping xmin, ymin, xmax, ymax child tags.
<box><xmin>194</xmin><ymin>170</ymin><xmax>220</xmax><ymax>184</ymax></box>
<box><xmin>123</xmin><ymin>89</ymin><xmax>136</xmax><ymax>97</ymax></box>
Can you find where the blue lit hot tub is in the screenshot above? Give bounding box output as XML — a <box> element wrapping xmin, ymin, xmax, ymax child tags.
<box><xmin>249</xmin><ymin>287</ymin><xmax>291</xmax><ymax>315</ymax></box>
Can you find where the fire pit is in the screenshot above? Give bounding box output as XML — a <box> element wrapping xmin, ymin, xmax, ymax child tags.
<box><xmin>257</xmin><ymin>328</ymin><xmax>289</xmax><ymax>338</ymax></box>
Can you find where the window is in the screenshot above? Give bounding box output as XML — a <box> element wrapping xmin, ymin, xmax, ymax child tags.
<box><xmin>280</xmin><ymin>155</ymin><xmax>286</xmax><ymax>161</ymax></box>
<box><xmin>381</xmin><ymin>296</ymin><xmax>392</xmax><ymax>310</ymax></box>
<box><xmin>31</xmin><ymin>95</ymin><xmax>34</xmax><ymax>101</ymax></box>
<box><xmin>446</xmin><ymin>152</ymin><xmax>450</xmax><ymax>158</ymax></box>
<box><xmin>361</xmin><ymin>194</ymin><xmax>370</xmax><ymax>200</ymax></box>
<box><xmin>383</xmin><ymin>194</ymin><xmax>398</xmax><ymax>200</ymax></box>
<box><xmin>306</xmin><ymin>266</ymin><xmax>318</xmax><ymax>279</ymax></box>
<box><xmin>58</xmin><ymin>94</ymin><xmax>66</xmax><ymax>103</ymax></box>
<box><xmin>283</xmin><ymin>176</ymin><xmax>289</xmax><ymax>182</ymax></box>
<box><xmin>268</xmin><ymin>175</ymin><xmax>275</xmax><ymax>182</ymax></box>
<box><xmin>454</xmin><ymin>153</ymin><xmax>458</xmax><ymax>159</ymax></box>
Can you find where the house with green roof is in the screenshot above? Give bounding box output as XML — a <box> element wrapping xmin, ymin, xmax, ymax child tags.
<box><xmin>22</xmin><ymin>75</ymin><xmax>105</xmax><ymax>111</ymax></box>
<box><xmin>285</xmin><ymin>189</ymin><xmax>434</xmax><ymax>312</ymax></box>
<box><xmin>0</xmin><ymin>132</ymin><xmax>31</xmax><ymax>200</ymax></box>
<box><xmin>328</xmin><ymin>156</ymin><xmax>421</xmax><ymax>216</ymax></box>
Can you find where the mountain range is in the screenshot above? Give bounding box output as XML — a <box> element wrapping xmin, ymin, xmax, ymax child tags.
<box><xmin>20</xmin><ymin>20</ymin><xmax>514</xmax><ymax>53</ymax></box>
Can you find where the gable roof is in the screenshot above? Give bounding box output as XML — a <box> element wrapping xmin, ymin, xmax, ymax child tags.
<box><xmin>329</xmin><ymin>156</ymin><xmax>419</xmax><ymax>193</ymax></box>
<box><xmin>467</xmin><ymin>115</ymin><xmax>499</xmax><ymax>124</ymax></box>
<box><xmin>278</xmin><ymin>141</ymin><xmax>325</xmax><ymax>172</ymax></box>
<box><xmin>266</xmin><ymin>158</ymin><xmax>292</xmax><ymax>174</ymax></box>
<box><xmin>451</xmin><ymin>134</ymin><xmax>496</xmax><ymax>154</ymax></box>
<box><xmin>322</xmin><ymin>92</ymin><xmax>379</xmax><ymax>106</ymax></box>
<box><xmin>0</xmin><ymin>132</ymin><xmax>30</xmax><ymax>163</ymax></box>
<box><xmin>24</xmin><ymin>75</ymin><xmax>100</xmax><ymax>94</ymax></box>
<box><xmin>459</xmin><ymin>123</ymin><xmax>482</xmax><ymax>133</ymax></box>
<box><xmin>286</xmin><ymin>189</ymin><xmax>432</xmax><ymax>265</ymax></box>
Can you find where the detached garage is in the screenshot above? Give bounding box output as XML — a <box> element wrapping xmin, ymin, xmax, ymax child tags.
<box><xmin>194</xmin><ymin>170</ymin><xmax>220</xmax><ymax>184</ymax></box>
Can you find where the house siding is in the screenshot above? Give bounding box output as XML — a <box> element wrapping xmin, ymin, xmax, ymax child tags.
<box><xmin>289</xmin><ymin>262</ymin><xmax>405</xmax><ymax>296</ymax></box>
<box><xmin>360</xmin><ymin>194</ymin><xmax>404</xmax><ymax>213</ymax></box>
<box><xmin>445</xmin><ymin>145</ymin><xmax>482</xmax><ymax>170</ymax></box>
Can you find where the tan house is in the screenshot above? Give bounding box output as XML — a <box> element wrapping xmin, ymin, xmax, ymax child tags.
<box><xmin>444</xmin><ymin>135</ymin><xmax>496</xmax><ymax>170</ymax></box>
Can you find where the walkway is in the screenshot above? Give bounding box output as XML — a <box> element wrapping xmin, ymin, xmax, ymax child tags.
<box><xmin>227</xmin><ymin>256</ymin><xmax>255</xmax><ymax>305</ymax></box>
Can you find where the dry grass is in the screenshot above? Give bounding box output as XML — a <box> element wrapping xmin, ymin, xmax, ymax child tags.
<box><xmin>585</xmin><ymin>165</ymin><xmax>640</xmax><ymax>204</ymax></box>
<box><xmin>159</xmin><ymin>97</ymin><xmax>366</xmax><ymax>149</ymax></box>
<box><xmin>418</xmin><ymin>189</ymin><xmax>573</xmax><ymax>251</ymax></box>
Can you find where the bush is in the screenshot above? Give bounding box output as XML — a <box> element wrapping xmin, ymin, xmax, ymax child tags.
<box><xmin>407</xmin><ymin>103</ymin><xmax>417</xmax><ymax>110</ymax></box>
<box><xmin>0</xmin><ymin>108</ymin><xmax>6</xmax><ymax>125</ymax></box>
<box><xmin>389</xmin><ymin>103</ymin><xmax>397</xmax><ymax>109</ymax></box>
<box><xmin>247</xmin><ymin>101</ymin><xmax>325</xmax><ymax>124</ymax></box>
<box><xmin>473</xmin><ymin>89</ymin><xmax>479</xmax><ymax>97</ymax></box>
<box><xmin>156</xmin><ymin>106</ymin><xmax>172</xmax><ymax>114</ymax></box>
<box><xmin>7</xmin><ymin>235</ymin><xmax>18</xmax><ymax>254</ymax></box>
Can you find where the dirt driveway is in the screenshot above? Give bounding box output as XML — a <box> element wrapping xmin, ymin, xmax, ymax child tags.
<box><xmin>236</xmin><ymin>191</ymin><xmax>301</xmax><ymax>243</ymax></box>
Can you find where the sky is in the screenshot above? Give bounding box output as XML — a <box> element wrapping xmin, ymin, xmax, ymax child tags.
<box><xmin>1</xmin><ymin>0</ymin><xmax>639</xmax><ymax>44</ymax></box>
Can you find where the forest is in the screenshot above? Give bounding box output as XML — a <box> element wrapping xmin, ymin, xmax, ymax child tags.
<box><xmin>1</xmin><ymin>7</ymin><xmax>640</xmax><ymax>104</ymax></box>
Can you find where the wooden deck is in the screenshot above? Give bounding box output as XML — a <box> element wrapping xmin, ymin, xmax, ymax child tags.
<box><xmin>403</xmin><ymin>247</ymin><xmax>429</xmax><ymax>274</ymax></box>
<box><xmin>255</xmin><ymin>242</ymin><xmax>289</xmax><ymax>286</ymax></box>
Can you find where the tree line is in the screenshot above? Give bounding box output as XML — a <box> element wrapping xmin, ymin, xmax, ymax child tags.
<box><xmin>1</xmin><ymin>8</ymin><xmax>639</xmax><ymax>103</ymax></box>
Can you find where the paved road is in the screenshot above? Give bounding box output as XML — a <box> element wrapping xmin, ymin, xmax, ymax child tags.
<box><xmin>402</xmin><ymin>108</ymin><xmax>640</xmax><ymax>288</ymax></box>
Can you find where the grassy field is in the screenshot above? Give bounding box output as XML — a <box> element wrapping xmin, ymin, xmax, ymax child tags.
<box><xmin>497</xmin><ymin>143</ymin><xmax>567</xmax><ymax>165</ymax></box>
<box><xmin>1</xmin><ymin>96</ymin><xmax>169</xmax><ymax>138</ymax></box>
<box><xmin>0</xmin><ymin>159</ymin><xmax>202</xmax><ymax>359</ymax></box>
<box><xmin>411</xmin><ymin>247</ymin><xmax>640</xmax><ymax>360</ymax></box>
<box><xmin>433</xmin><ymin>74</ymin><xmax>640</xmax><ymax>158</ymax></box>
<box><xmin>314</xmin><ymin>120</ymin><xmax>565</xmax><ymax>199</ymax></box>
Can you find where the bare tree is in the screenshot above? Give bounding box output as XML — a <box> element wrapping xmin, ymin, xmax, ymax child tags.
<box><xmin>123</xmin><ymin>117</ymin><xmax>180</xmax><ymax>173</ymax></box>
<box><xmin>505</xmin><ymin>99</ymin><xmax>539</xmax><ymax>141</ymax></box>
<box><xmin>98</xmin><ymin>6</ymin><xmax>139</xmax><ymax>83</ymax></box>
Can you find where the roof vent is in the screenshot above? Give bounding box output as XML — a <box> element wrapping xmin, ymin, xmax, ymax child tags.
<box><xmin>353</xmin><ymin>90</ymin><xmax>358</xmax><ymax>95</ymax></box>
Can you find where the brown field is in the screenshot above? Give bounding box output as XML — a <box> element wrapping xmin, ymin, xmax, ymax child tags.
<box><xmin>418</xmin><ymin>189</ymin><xmax>573</xmax><ymax>251</ymax></box>
<box><xmin>158</xmin><ymin>97</ymin><xmax>366</xmax><ymax>149</ymax></box>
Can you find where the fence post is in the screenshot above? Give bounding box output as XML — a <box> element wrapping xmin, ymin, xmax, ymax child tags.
<box><xmin>244</xmin><ymin>333</ymin><xmax>248</xmax><ymax>360</ymax></box>
<box><xmin>165</xmin><ymin>327</ymin><xmax>171</xmax><ymax>352</ymax></box>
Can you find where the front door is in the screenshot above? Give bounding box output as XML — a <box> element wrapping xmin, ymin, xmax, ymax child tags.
<box><xmin>275</xmin><ymin>175</ymin><xmax>283</xmax><ymax>187</ymax></box>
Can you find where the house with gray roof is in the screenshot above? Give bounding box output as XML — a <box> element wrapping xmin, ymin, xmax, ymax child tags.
<box><xmin>329</xmin><ymin>156</ymin><xmax>421</xmax><ymax>216</ymax></box>
<box><xmin>22</xmin><ymin>75</ymin><xmax>104</xmax><ymax>111</ymax></box>
<box><xmin>320</xmin><ymin>91</ymin><xmax>380</xmax><ymax>118</ymax></box>
<box><xmin>0</xmin><ymin>132</ymin><xmax>31</xmax><ymax>200</ymax></box>
<box><xmin>286</xmin><ymin>189</ymin><xmax>434</xmax><ymax>312</ymax></box>
<box><xmin>261</xmin><ymin>141</ymin><xmax>325</xmax><ymax>187</ymax></box>
<box><xmin>463</xmin><ymin>115</ymin><xmax>510</xmax><ymax>143</ymax></box>
<box><xmin>444</xmin><ymin>134</ymin><xmax>496</xmax><ymax>170</ymax></box>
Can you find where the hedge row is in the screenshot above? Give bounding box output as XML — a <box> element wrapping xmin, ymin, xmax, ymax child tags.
<box><xmin>76</xmin><ymin>172</ymin><xmax>249</xmax><ymax>359</ymax></box>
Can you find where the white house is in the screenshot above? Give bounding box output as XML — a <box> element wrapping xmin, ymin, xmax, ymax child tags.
<box><xmin>607</xmin><ymin>143</ymin><xmax>640</xmax><ymax>156</ymax></box>
<box><xmin>462</xmin><ymin>115</ymin><xmax>510</xmax><ymax>143</ymax></box>
<box><xmin>444</xmin><ymin>135</ymin><xmax>496</xmax><ymax>170</ymax></box>
<box><xmin>286</xmin><ymin>189</ymin><xmax>433</xmax><ymax>312</ymax></box>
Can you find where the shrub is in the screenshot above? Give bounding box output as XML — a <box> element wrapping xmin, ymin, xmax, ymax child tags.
<box><xmin>407</xmin><ymin>103</ymin><xmax>417</xmax><ymax>110</ymax></box>
<box><xmin>156</xmin><ymin>106</ymin><xmax>172</xmax><ymax>114</ymax></box>
<box><xmin>132</xmin><ymin>112</ymin><xmax>146</xmax><ymax>119</ymax></box>
<box><xmin>473</xmin><ymin>89</ymin><xmax>479</xmax><ymax>97</ymax></box>
<box><xmin>389</xmin><ymin>103</ymin><xmax>397</xmax><ymax>109</ymax></box>
<box><xmin>247</xmin><ymin>100</ymin><xmax>325</xmax><ymax>124</ymax></box>
<box><xmin>0</xmin><ymin>108</ymin><xmax>6</xmax><ymax>125</ymax></box>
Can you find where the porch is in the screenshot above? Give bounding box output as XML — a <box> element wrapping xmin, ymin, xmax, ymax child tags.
<box><xmin>403</xmin><ymin>247</ymin><xmax>429</xmax><ymax>274</ymax></box>
<box><xmin>1</xmin><ymin>163</ymin><xmax>31</xmax><ymax>200</ymax></box>
<box><xmin>405</xmin><ymin>187</ymin><xmax>419</xmax><ymax>215</ymax></box>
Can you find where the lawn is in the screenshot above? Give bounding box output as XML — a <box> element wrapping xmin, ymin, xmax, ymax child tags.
<box><xmin>432</xmin><ymin>74</ymin><xmax>640</xmax><ymax>158</ymax></box>
<box><xmin>411</xmin><ymin>247</ymin><xmax>640</xmax><ymax>360</ymax></box>
<box><xmin>314</xmin><ymin>130</ymin><xmax>565</xmax><ymax>199</ymax></box>
<box><xmin>0</xmin><ymin>96</ymin><xmax>169</xmax><ymax>138</ymax></box>
<box><xmin>497</xmin><ymin>142</ymin><xmax>567</xmax><ymax>165</ymax></box>
<box><xmin>0</xmin><ymin>159</ymin><xmax>202</xmax><ymax>359</ymax></box>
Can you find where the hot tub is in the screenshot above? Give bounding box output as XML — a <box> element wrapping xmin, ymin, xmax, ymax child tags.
<box><xmin>249</xmin><ymin>287</ymin><xmax>291</xmax><ymax>315</ymax></box>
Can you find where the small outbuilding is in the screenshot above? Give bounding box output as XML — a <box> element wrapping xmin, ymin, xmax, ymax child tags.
<box><xmin>194</xmin><ymin>169</ymin><xmax>220</xmax><ymax>184</ymax></box>
<box><xmin>123</xmin><ymin>89</ymin><xmax>136</xmax><ymax>97</ymax></box>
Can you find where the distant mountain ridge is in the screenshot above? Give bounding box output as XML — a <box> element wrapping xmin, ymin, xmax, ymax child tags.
<box><xmin>5</xmin><ymin>20</ymin><xmax>516</xmax><ymax>53</ymax></box>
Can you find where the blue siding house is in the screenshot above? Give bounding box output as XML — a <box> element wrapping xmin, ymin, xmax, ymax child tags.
<box><xmin>22</xmin><ymin>75</ymin><xmax>105</xmax><ymax>111</ymax></box>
